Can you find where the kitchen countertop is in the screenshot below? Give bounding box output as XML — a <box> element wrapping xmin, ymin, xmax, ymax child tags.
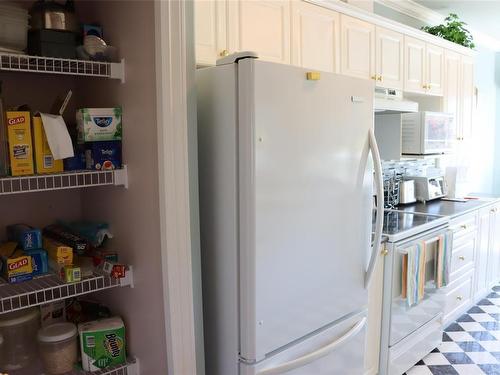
<box><xmin>397</xmin><ymin>197</ymin><xmax>500</xmax><ymax>219</ymax></box>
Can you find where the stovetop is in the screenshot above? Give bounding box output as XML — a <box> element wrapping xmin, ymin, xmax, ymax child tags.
<box><xmin>373</xmin><ymin>209</ymin><xmax>449</xmax><ymax>242</ymax></box>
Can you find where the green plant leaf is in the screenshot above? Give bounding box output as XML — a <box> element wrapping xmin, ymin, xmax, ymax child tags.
<box><xmin>420</xmin><ymin>13</ymin><xmax>475</xmax><ymax>49</ymax></box>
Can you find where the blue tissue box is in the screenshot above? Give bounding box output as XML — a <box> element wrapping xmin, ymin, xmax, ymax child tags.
<box><xmin>7</xmin><ymin>224</ymin><xmax>43</xmax><ymax>251</ymax></box>
<box><xmin>24</xmin><ymin>249</ymin><xmax>48</xmax><ymax>276</ymax></box>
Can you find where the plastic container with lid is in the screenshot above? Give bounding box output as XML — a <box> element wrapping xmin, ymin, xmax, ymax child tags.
<box><xmin>38</xmin><ymin>322</ymin><xmax>78</xmax><ymax>374</ymax></box>
<box><xmin>0</xmin><ymin>308</ymin><xmax>40</xmax><ymax>371</ymax></box>
<box><xmin>0</xmin><ymin>2</ymin><xmax>30</xmax><ymax>52</ymax></box>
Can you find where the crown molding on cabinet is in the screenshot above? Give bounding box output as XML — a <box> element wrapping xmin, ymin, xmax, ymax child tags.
<box><xmin>374</xmin><ymin>0</ymin><xmax>500</xmax><ymax>51</ymax></box>
<box><xmin>307</xmin><ymin>0</ymin><xmax>492</xmax><ymax>54</ymax></box>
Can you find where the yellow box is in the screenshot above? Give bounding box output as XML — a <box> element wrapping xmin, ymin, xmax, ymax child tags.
<box><xmin>32</xmin><ymin>116</ymin><xmax>63</xmax><ymax>174</ymax></box>
<box><xmin>6</xmin><ymin>111</ymin><xmax>34</xmax><ymax>176</ymax></box>
<box><xmin>0</xmin><ymin>242</ymin><xmax>33</xmax><ymax>283</ymax></box>
<box><xmin>43</xmin><ymin>237</ymin><xmax>73</xmax><ymax>266</ymax></box>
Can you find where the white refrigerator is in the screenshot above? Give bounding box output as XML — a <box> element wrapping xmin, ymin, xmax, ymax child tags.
<box><xmin>197</xmin><ymin>54</ymin><xmax>384</xmax><ymax>375</ymax></box>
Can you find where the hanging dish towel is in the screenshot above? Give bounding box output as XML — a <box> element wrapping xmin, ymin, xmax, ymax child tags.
<box><xmin>435</xmin><ymin>232</ymin><xmax>453</xmax><ymax>288</ymax></box>
<box><xmin>402</xmin><ymin>242</ymin><xmax>427</xmax><ymax>307</ymax></box>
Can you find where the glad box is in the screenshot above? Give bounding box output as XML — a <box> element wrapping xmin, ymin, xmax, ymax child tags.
<box><xmin>77</xmin><ymin>108</ymin><xmax>122</xmax><ymax>143</ymax></box>
<box><xmin>0</xmin><ymin>242</ymin><xmax>33</xmax><ymax>283</ymax></box>
<box><xmin>6</xmin><ymin>111</ymin><xmax>34</xmax><ymax>176</ymax></box>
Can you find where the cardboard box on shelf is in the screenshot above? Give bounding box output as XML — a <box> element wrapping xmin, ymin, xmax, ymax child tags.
<box><xmin>85</xmin><ymin>141</ymin><xmax>122</xmax><ymax>170</ymax></box>
<box><xmin>77</xmin><ymin>108</ymin><xmax>122</xmax><ymax>143</ymax></box>
<box><xmin>6</xmin><ymin>111</ymin><xmax>34</xmax><ymax>176</ymax></box>
<box><xmin>0</xmin><ymin>242</ymin><xmax>33</xmax><ymax>283</ymax></box>
<box><xmin>43</xmin><ymin>237</ymin><xmax>73</xmax><ymax>266</ymax></box>
<box><xmin>7</xmin><ymin>224</ymin><xmax>43</xmax><ymax>251</ymax></box>
<box><xmin>32</xmin><ymin>116</ymin><xmax>64</xmax><ymax>174</ymax></box>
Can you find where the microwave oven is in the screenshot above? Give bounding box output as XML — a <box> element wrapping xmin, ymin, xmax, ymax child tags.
<box><xmin>401</xmin><ymin>112</ymin><xmax>455</xmax><ymax>155</ymax></box>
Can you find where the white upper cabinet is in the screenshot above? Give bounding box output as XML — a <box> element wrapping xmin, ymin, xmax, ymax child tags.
<box><xmin>291</xmin><ymin>1</ymin><xmax>340</xmax><ymax>73</ymax></box>
<box><xmin>404</xmin><ymin>37</ymin><xmax>444</xmax><ymax>95</ymax></box>
<box><xmin>375</xmin><ymin>27</ymin><xmax>404</xmax><ymax>89</ymax></box>
<box><xmin>227</xmin><ymin>0</ymin><xmax>291</xmax><ymax>64</ymax></box>
<box><xmin>195</xmin><ymin>0</ymin><xmax>228</xmax><ymax>66</ymax></box>
<box><xmin>443</xmin><ymin>50</ymin><xmax>461</xmax><ymax>140</ymax></box>
<box><xmin>340</xmin><ymin>14</ymin><xmax>375</xmax><ymax>80</ymax></box>
<box><xmin>460</xmin><ymin>55</ymin><xmax>475</xmax><ymax>140</ymax></box>
<box><xmin>404</xmin><ymin>36</ymin><xmax>426</xmax><ymax>94</ymax></box>
<box><xmin>425</xmin><ymin>43</ymin><xmax>445</xmax><ymax>96</ymax></box>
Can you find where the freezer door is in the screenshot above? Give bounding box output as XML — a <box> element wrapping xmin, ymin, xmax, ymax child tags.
<box><xmin>238</xmin><ymin>59</ymin><xmax>375</xmax><ymax>360</ymax></box>
<box><xmin>240</xmin><ymin>312</ymin><xmax>367</xmax><ymax>375</ymax></box>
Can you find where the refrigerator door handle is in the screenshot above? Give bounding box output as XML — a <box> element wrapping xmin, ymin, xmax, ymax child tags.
<box><xmin>256</xmin><ymin>317</ymin><xmax>367</xmax><ymax>375</ymax></box>
<box><xmin>365</xmin><ymin>128</ymin><xmax>384</xmax><ymax>289</ymax></box>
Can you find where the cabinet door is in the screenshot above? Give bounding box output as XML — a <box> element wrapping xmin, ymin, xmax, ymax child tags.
<box><xmin>404</xmin><ymin>36</ymin><xmax>426</xmax><ymax>94</ymax></box>
<box><xmin>461</xmin><ymin>56</ymin><xmax>475</xmax><ymax>140</ymax></box>
<box><xmin>375</xmin><ymin>27</ymin><xmax>403</xmax><ymax>89</ymax></box>
<box><xmin>228</xmin><ymin>0</ymin><xmax>291</xmax><ymax>64</ymax></box>
<box><xmin>476</xmin><ymin>208</ymin><xmax>491</xmax><ymax>296</ymax></box>
<box><xmin>291</xmin><ymin>1</ymin><xmax>340</xmax><ymax>73</ymax></box>
<box><xmin>426</xmin><ymin>43</ymin><xmax>445</xmax><ymax>96</ymax></box>
<box><xmin>489</xmin><ymin>206</ymin><xmax>500</xmax><ymax>286</ymax></box>
<box><xmin>443</xmin><ymin>50</ymin><xmax>461</xmax><ymax>141</ymax></box>
<box><xmin>195</xmin><ymin>0</ymin><xmax>227</xmax><ymax>66</ymax></box>
<box><xmin>340</xmin><ymin>14</ymin><xmax>375</xmax><ymax>80</ymax></box>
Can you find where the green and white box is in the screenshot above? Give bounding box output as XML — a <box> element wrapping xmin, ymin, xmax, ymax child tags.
<box><xmin>77</xmin><ymin>108</ymin><xmax>122</xmax><ymax>143</ymax></box>
<box><xmin>79</xmin><ymin>316</ymin><xmax>126</xmax><ymax>371</ymax></box>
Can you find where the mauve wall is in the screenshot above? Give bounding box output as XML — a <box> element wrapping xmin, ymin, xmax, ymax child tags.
<box><xmin>76</xmin><ymin>1</ymin><xmax>168</xmax><ymax>374</ymax></box>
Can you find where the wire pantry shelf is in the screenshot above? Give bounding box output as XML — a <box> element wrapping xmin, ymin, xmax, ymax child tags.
<box><xmin>0</xmin><ymin>53</ymin><xmax>125</xmax><ymax>81</ymax></box>
<box><xmin>0</xmin><ymin>167</ymin><xmax>128</xmax><ymax>196</ymax></box>
<box><xmin>9</xmin><ymin>357</ymin><xmax>139</xmax><ymax>375</ymax></box>
<box><xmin>0</xmin><ymin>268</ymin><xmax>133</xmax><ymax>314</ymax></box>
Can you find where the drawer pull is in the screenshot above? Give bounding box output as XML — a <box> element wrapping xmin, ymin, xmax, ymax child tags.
<box><xmin>461</xmin><ymin>224</ymin><xmax>467</xmax><ymax>230</ymax></box>
<box><xmin>456</xmin><ymin>295</ymin><xmax>463</xmax><ymax>301</ymax></box>
<box><xmin>459</xmin><ymin>256</ymin><xmax>465</xmax><ymax>261</ymax></box>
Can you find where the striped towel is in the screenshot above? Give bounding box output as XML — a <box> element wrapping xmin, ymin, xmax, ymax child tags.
<box><xmin>436</xmin><ymin>232</ymin><xmax>453</xmax><ymax>288</ymax></box>
<box><xmin>402</xmin><ymin>242</ymin><xmax>427</xmax><ymax>307</ymax></box>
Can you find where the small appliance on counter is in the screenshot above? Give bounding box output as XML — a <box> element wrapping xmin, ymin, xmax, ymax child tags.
<box><xmin>409</xmin><ymin>175</ymin><xmax>447</xmax><ymax>202</ymax></box>
<box><xmin>399</xmin><ymin>179</ymin><xmax>416</xmax><ymax>204</ymax></box>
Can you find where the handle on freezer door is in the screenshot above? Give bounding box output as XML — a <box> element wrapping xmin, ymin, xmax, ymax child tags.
<box><xmin>365</xmin><ymin>128</ymin><xmax>384</xmax><ymax>289</ymax></box>
<box><xmin>256</xmin><ymin>317</ymin><xmax>367</xmax><ymax>375</ymax></box>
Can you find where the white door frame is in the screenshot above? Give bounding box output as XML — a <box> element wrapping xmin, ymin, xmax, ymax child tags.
<box><xmin>155</xmin><ymin>1</ymin><xmax>200</xmax><ymax>374</ymax></box>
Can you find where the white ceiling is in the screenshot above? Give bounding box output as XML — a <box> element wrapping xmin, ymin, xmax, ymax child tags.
<box><xmin>414</xmin><ymin>0</ymin><xmax>500</xmax><ymax>40</ymax></box>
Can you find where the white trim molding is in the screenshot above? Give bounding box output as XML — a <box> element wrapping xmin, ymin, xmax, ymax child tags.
<box><xmin>374</xmin><ymin>0</ymin><xmax>500</xmax><ymax>51</ymax></box>
<box><xmin>155</xmin><ymin>1</ymin><xmax>198</xmax><ymax>374</ymax></box>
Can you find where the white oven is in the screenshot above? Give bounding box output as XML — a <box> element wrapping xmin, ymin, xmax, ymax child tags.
<box><xmin>379</xmin><ymin>224</ymin><xmax>451</xmax><ymax>375</ymax></box>
<box><xmin>402</xmin><ymin>112</ymin><xmax>455</xmax><ymax>155</ymax></box>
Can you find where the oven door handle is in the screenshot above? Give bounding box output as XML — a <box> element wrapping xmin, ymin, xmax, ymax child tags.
<box><xmin>365</xmin><ymin>128</ymin><xmax>384</xmax><ymax>289</ymax></box>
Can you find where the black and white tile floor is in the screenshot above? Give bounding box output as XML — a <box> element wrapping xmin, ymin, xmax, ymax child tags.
<box><xmin>405</xmin><ymin>286</ymin><xmax>500</xmax><ymax>375</ymax></box>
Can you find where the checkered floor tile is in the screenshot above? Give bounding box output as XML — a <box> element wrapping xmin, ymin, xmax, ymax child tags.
<box><xmin>405</xmin><ymin>286</ymin><xmax>500</xmax><ymax>375</ymax></box>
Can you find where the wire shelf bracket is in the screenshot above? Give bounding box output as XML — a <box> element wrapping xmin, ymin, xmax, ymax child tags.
<box><xmin>0</xmin><ymin>53</ymin><xmax>125</xmax><ymax>82</ymax></box>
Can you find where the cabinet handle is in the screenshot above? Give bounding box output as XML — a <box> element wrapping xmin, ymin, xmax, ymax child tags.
<box><xmin>371</xmin><ymin>75</ymin><xmax>377</xmax><ymax>80</ymax></box>
<box><xmin>459</xmin><ymin>256</ymin><xmax>465</xmax><ymax>261</ymax></box>
<box><xmin>378</xmin><ymin>75</ymin><xmax>383</xmax><ymax>81</ymax></box>
<box><xmin>422</xmin><ymin>84</ymin><xmax>428</xmax><ymax>89</ymax></box>
<box><xmin>456</xmin><ymin>295</ymin><xmax>463</xmax><ymax>301</ymax></box>
<box><xmin>381</xmin><ymin>248</ymin><xmax>389</xmax><ymax>256</ymax></box>
<box><xmin>461</xmin><ymin>224</ymin><xmax>467</xmax><ymax>230</ymax></box>
<box><xmin>219</xmin><ymin>49</ymin><xmax>229</xmax><ymax>57</ymax></box>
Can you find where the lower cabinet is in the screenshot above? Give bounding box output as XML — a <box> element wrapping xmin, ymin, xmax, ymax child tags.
<box><xmin>443</xmin><ymin>270</ymin><xmax>474</xmax><ymax>324</ymax></box>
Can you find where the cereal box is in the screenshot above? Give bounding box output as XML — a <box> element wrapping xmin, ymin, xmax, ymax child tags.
<box><xmin>32</xmin><ymin>116</ymin><xmax>63</xmax><ymax>174</ymax></box>
<box><xmin>6</xmin><ymin>111</ymin><xmax>34</xmax><ymax>176</ymax></box>
<box><xmin>77</xmin><ymin>108</ymin><xmax>122</xmax><ymax>143</ymax></box>
<box><xmin>0</xmin><ymin>242</ymin><xmax>33</xmax><ymax>283</ymax></box>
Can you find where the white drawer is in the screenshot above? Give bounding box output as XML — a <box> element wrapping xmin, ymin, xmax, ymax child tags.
<box><xmin>451</xmin><ymin>214</ymin><xmax>477</xmax><ymax>241</ymax></box>
<box><xmin>450</xmin><ymin>238</ymin><xmax>475</xmax><ymax>279</ymax></box>
<box><xmin>444</xmin><ymin>271</ymin><xmax>473</xmax><ymax>321</ymax></box>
